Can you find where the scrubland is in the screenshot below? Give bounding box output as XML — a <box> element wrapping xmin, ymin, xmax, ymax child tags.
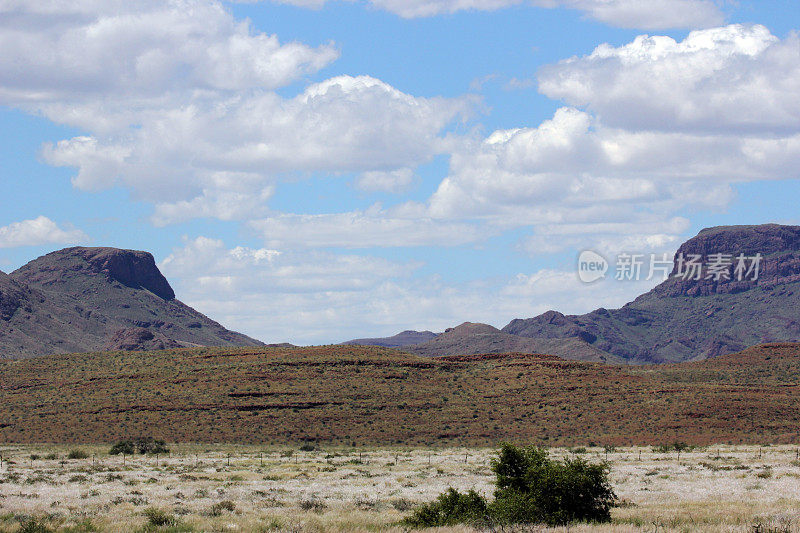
<box><xmin>0</xmin><ymin>445</ymin><xmax>799</xmax><ymax>532</ymax></box>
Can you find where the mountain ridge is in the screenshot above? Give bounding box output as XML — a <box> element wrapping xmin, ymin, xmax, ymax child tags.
<box><xmin>346</xmin><ymin>224</ymin><xmax>800</xmax><ymax>364</ymax></box>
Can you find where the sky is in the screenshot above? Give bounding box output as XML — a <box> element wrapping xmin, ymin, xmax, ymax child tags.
<box><xmin>1</xmin><ymin>0</ymin><xmax>799</xmax><ymax>344</ymax></box>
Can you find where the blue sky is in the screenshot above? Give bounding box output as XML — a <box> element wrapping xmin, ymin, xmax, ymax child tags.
<box><xmin>1</xmin><ymin>0</ymin><xmax>799</xmax><ymax>343</ymax></box>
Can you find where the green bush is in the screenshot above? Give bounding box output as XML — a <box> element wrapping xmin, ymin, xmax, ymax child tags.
<box><xmin>110</xmin><ymin>440</ymin><xmax>136</xmax><ymax>455</ymax></box>
<box><xmin>136</xmin><ymin>437</ymin><xmax>170</xmax><ymax>455</ymax></box>
<box><xmin>403</xmin><ymin>488</ymin><xmax>488</xmax><ymax>528</ymax></box>
<box><xmin>67</xmin><ymin>449</ymin><xmax>90</xmax><ymax>460</ymax></box>
<box><xmin>404</xmin><ymin>443</ymin><xmax>616</xmax><ymax>528</ymax></box>
<box><xmin>490</xmin><ymin>443</ymin><xmax>616</xmax><ymax>526</ymax></box>
<box><xmin>109</xmin><ymin>438</ymin><xmax>170</xmax><ymax>456</ymax></box>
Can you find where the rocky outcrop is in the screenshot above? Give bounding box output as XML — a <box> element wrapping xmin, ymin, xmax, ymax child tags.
<box><xmin>12</xmin><ymin>247</ymin><xmax>175</xmax><ymax>300</ymax></box>
<box><xmin>103</xmin><ymin>327</ymin><xmax>182</xmax><ymax>352</ymax></box>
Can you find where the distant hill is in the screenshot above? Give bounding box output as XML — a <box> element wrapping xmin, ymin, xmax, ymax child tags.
<box><xmin>504</xmin><ymin>224</ymin><xmax>800</xmax><ymax>363</ymax></box>
<box><xmin>405</xmin><ymin>322</ymin><xmax>624</xmax><ymax>363</ymax></box>
<box><xmin>2</xmin><ymin>342</ymin><xmax>799</xmax><ymax>445</ymax></box>
<box><xmin>342</xmin><ymin>330</ymin><xmax>438</xmax><ymax>347</ymax></box>
<box><xmin>0</xmin><ymin>247</ymin><xmax>262</xmax><ymax>358</ymax></box>
<box><xmin>349</xmin><ymin>224</ymin><xmax>800</xmax><ymax>364</ymax></box>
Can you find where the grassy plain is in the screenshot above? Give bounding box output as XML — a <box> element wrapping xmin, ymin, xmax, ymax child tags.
<box><xmin>0</xmin><ymin>445</ymin><xmax>799</xmax><ymax>532</ymax></box>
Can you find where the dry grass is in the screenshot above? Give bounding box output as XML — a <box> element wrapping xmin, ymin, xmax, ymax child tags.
<box><xmin>0</xmin><ymin>445</ymin><xmax>799</xmax><ymax>532</ymax></box>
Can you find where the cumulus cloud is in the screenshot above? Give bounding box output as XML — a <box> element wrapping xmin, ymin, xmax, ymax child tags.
<box><xmin>0</xmin><ymin>0</ymin><xmax>338</xmax><ymax>105</ymax></box>
<box><xmin>0</xmin><ymin>216</ymin><xmax>88</xmax><ymax>249</ymax></box>
<box><xmin>39</xmin><ymin>75</ymin><xmax>470</xmax><ymax>212</ymax></box>
<box><xmin>262</xmin><ymin>0</ymin><xmax>724</xmax><ymax>28</ymax></box>
<box><xmin>539</xmin><ymin>24</ymin><xmax>800</xmax><ymax>133</ymax></box>
<box><xmin>160</xmin><ymin>236</ymin><xmax>652</xmax><ymax>343</ymax></box>
<box><xmin>428</xmin><ymin>107</ymin><xmax>795</xmax><ymax>224</ymax></box>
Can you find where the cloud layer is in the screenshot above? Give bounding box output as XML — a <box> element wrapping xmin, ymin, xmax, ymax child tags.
<box><xmin>263</xmin><ymin>0</ymin><xmax>725</xmax><ymax>29</ymax></box>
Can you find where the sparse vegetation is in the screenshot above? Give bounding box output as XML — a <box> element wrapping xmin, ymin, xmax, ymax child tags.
<box><xmin>67</xmin><ymin>449</ymin><xmax>89</xmax><ymax>460</ymax></box>
<box><xmin>405</xmin><ymin>443</ymin><xmax>616</xmax><ymax>528</ymax></box>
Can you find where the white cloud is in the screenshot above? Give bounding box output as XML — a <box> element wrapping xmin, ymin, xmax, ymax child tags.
<box><xmin>40</xmin><ymin>75</ymin><xmax>471</xmax><ymax>210</ymax></box>
<box><xmin>260</xmin><ymin>0</ymin><xmax>724</xmax><ymax>28</ymax></box>
<box><xmin>249</xmin><ymin>207</ymin><xmax>491</xmax><ymax>248</ymax></box>
<box><xmin>160</xmin><ymin>236</ymin><xmax>652</xmax><ymax>343</ymax></box>
<box><xmin>542</xmin><ymin>0</ymin><xmax>725</xmax><ymax>30</ymax></box>
<box><xmin>0</xmin><ymin>0</ymin><xmax>338</xmax><ymax>105</ymax></box>
<box><xmin>0</xmin><ymin>216</ymin><xmax>88</xmax><ymax>249</ymax></box>
<box><xmin>355</xmin><ymin>168</ymin><xmax>416</xmax><ymax>194</ymax></box>
<box><xmin>428</xmin><ymin>107</ymin><xmax>797</xmax><ymax>223</ymax></box>
<box><xmin>539</xmin><ymin>24</ymin><xmax>800</xmax><ymax>133</ymax></box>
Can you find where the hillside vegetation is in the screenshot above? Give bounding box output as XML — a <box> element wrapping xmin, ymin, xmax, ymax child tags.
<box><xmin>2</xmin><ymin>343</ymin><xmax>800</xmax><ymax>445</ymax></box>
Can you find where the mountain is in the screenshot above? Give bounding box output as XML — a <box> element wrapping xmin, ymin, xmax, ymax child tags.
<box><xmin>503</xmin><ymin>224</ymin><xmax>800</xmax><ymax>364</ymax></box>
<box><xmin>343</xmin><ymin>330</ymin><xmax>438</xmax><ymax>348</ymax></box>
<box><xmin>2</xmin><ymin>342</ymin><xmax>800</xmax><ymax>445</ymax></box>
<box><xmin>404</xmin><ymin>322</ymin><xmax>624</xmax><ymax>363</ymax></box>
<box><xmin>0</xmin><ymin>247</ymin><xmax>262</xmax><ymax>358</ymax></box>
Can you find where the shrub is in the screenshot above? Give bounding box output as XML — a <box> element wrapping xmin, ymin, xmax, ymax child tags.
<box><xmin>299</xmin><ymin>443</ymin><xmax>316</xmax><ymax>452</ymax></box>
<box><xmin>143</xmin><ymin>507</ymin><xmax>176</xmax><ymax>527</ymax></box>
<box><xmin>136</xmin><ymin>437</ymin><xmax>170</xmax><ymax>455</ymax></box>
<box><xmin>209</xmin><ymin>500</ymin><xmax>236</xmax><ymax>516</ymax></box>
<box><xmin>490</xmin><ymin>443</ymin><xmax>616</xmax><ymax>526</ymax></box>
<box><xmin>67</xmin><ymin>449</ymin><xmax>90</xmax><ymax>460</ymax></box>
<box><xmin>109</xmin><ymin>440</ymin><xmax>135</xmax><ymax>456</ymax></box>
<box><xmin>404</xmin><ymin>443</ymin><xmax>616</xmax><ymax>528</ymax></box>
<box><xmin>17</xmin><ymin>518</ymin><xmax>55</xmax><ymax>533</ymax></box>
<box><xmin>403</xmin><ymin>488</ymin><xmax>488</xmax><ymax>528</ymax></box>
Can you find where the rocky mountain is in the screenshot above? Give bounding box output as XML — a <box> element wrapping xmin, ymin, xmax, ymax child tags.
<box><xmin>503</xmin><ymin>224</ymin><xmax>800</xmax><ymax>364</ymax></box>
<box><xmin>0</xmin><ymin>247</ymin><xmax>262</xmax><ymax>358</ymax></box>
<box><xmin>344</xmin><ymin>224</ymin><xmax>800</xmax><ymax>364</ymax></box>
<box><xmin>342</xmin><ymin>330</ymin><xmax>439</xmax><ymax>348</ymax></box>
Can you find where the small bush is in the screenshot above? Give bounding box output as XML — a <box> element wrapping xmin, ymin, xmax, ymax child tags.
<box><xmin>136</xmin><ymin>437</ymin><xmax>170</xmax><ymax>455</ymax></box>
<box><xmin>299</xmin><ymin>498</ymin><xmax>326</xmax><ymax>512</ymax></box>
<box><xmin>143</xmin><ymin>507</ymin><xmax>176</xmax><ymax>527</ymax></box>
<box><xmin>209</xmin><ymin>500</ymin><xmax>236</xmax><ymax>516</ymax></box>
<box><xmin>17</xmin><ymin>518</ymin><xmax>55</xmax><ymax>533</ymax></box>
<box><xmin>403</xmin><ymin>488</ymin><xmax>488</xmax><ymax>528</ymax></box>
<box><xmin>299</xmin><ymin>443</ymin><xmax>316</xmax><ymax>452</ymax></box>
<box><xmin>67</xmin><ymin>449</ymin><xmax>90</xmax><ymax>460</ymax></box>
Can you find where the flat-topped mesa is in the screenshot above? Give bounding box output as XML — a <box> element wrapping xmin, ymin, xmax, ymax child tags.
<box><xmin>12</xmin><ymin>247</ymin><xmax>175</xmax><ymax>301</ymax></box>
<box><xmin>650</xmin><ymin>224</ymin><xmax>800</xmax><ymax>298</ymax></box>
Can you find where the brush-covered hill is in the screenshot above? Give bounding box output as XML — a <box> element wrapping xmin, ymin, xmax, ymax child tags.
<box><xmin>342</xmin><ymin>330</ymin><xmax>438</xmax><ymax>348</ymax></box>
<box><xmin>1</xmin><ymin>343</ymin><xmax>799</xmax><ymax>446</ymax></box>
<box><xmin>0</xmin><ymin>247</ymin><xmax>261</xmax><ymax>358</ymax></box>
<box><xmin>404</xmin><ymin>322</ymin><xmax>624</xmax><ymax>363</ymax></box>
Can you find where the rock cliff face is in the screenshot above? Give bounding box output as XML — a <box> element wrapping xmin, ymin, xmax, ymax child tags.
<box><xmin>503</xmin><ymin>224</ymin><xmax>800</xmax><ymax>363</ymax></box>
<box><xmin>0</xmin><ymin>247</ymin><xmax>262</xmax><ymax>358</ymax></box>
